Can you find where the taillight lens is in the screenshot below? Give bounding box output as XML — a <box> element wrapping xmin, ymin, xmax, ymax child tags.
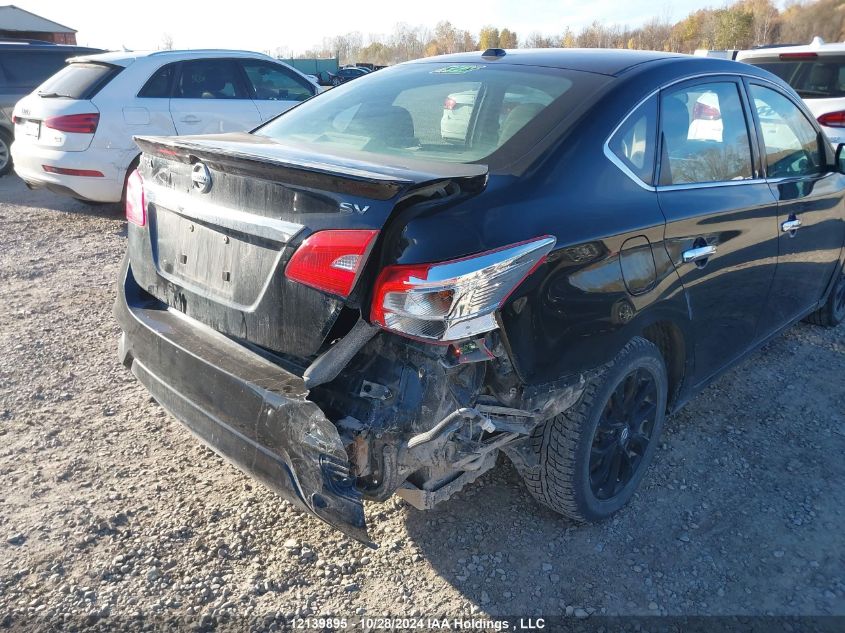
<box><xmin>818</xmin><ymin>111</ymin><xmax>845</xmax><ymax>128</ymax></box>
<box><xmin>125</xmin><ymin>169</ymin><xmax>146</xmax><ymax>227</ymax></box>
<box><xmin>692</xmin><ymin>101</ymin><xmax>721</xmax><ymax>121</ymax></box>
<box><xmin>444</xmin><ymin>97</ymin><xmax>457</xmax><ymax>110</ymax></box>
<box><xmin>44</xmin><ymin>112</ymin><xmax>99</xmax><ymax>134</ymax></box>
<box><xmin>371</xmin><ymin>236</ymin><xmax>556</xmax><ymax>342</ymax></box>
<box><xmin>285</xmin><ymin>229</ymin><xmax>379</xmax><ymax>298</ymax></box>
<box><xmin>779</xmin><ymin>52</ymin><xmax>817</xmax><ymax>60</ymax></box>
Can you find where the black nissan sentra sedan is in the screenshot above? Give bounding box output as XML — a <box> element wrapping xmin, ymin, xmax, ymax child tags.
<box><xmin>115</xmin><ymin>48</ymin><xmax>845</xmax><ymax>543</ymax></box>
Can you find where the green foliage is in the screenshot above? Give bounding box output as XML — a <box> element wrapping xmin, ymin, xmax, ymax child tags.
<box><xmin>478</xmin><ymin>26</ymin><xmax>500</xmax><ymax>50</ymax></box>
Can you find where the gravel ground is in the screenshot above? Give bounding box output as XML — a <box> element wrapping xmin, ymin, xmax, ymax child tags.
<box><xmin>1</xmin><ymin>174</ymin><xmax>844</xmax><ymax>630</ymax></box>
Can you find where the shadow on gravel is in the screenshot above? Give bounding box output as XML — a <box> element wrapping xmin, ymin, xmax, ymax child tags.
<box><xmin>404</xmin><ymin>329</ymin><xmax>845</xmax><ymax>616</ymax></box>
<box><xmin>0</xmin><ymin>174</ymin><xmax>124</xmax><ymax>220</ymax></box>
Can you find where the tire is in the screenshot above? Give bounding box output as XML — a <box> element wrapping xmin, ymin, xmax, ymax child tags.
<box><xmin>0</xmin><ymin>130</ymin><xmax>12</xmax><ymax>177</ymax></box>
<box><xmin>522</xmin><ymin>337</ymin><xmax>668</xmax><ymax>523</ymax></box>
<box><xmin>804</xmin><ymin>266</ymin><xmax>845</xmax><ymax>328</ymax></box>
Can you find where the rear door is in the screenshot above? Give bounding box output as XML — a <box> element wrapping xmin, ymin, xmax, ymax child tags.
<box><xmin>748</xmin><ymin>80</ymin><xmax>845</xmax><ymax>331</ymax></box>
<box><xmin>126</xmin><ymin>61</ymin><xmax>178</xmax><ymax>138</ymax></box>
<box><xmin>169</xmin><ymin>58</ymin><xmax>261</xmax><ymax>135</ymax></box>
<box><xmin>656</xmin><ymin>77</ymin><xmax>779</xmax><ymax>385</ymax></box>
<box><xmin>238</xmin><ymin>59</ymin><xmax>315</xmax><ymax>121</ymax></box>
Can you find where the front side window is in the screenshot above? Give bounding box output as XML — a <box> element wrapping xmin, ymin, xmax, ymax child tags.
<box><xmin>175</xmin><ymin>60</ymin><xmax>246</xmax><ymax>99</ymax></box>
<box><xmin>608</xmin><ymin>95</ymin><xmax>657</xmax><ymax>185</ymax></box>
<box><xmin>241</xmin><ymin>61</ymin><xmax>313</xmax><ymax>102</ymax></box>
<box><xmin>659</xmin><ymin>82</ymin><xmax>754</xmax><ymax>186</ymax></box>
<box><xmin>749</xmin><ymin>84</ymin><xmax>823</xmax><ymax>179</ymax></box>
<box><xmin>255</xmin><ymin>63</ymin><xmax>608</xmax><ymax>165</ymax></box>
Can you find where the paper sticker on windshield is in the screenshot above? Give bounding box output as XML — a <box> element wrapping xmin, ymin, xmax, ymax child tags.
<box><xmin>432</xmin><ymin>64</ymin><xmax>485</xmax><ymax>74</ymax></box>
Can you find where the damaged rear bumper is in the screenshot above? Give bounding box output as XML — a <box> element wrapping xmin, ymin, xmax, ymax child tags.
<box><xmin>114</xmin><ymin>256</ymin><xmax>369</xmax><ymax>544</ymax></box>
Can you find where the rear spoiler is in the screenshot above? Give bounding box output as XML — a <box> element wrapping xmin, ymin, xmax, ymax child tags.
<box><xmin>134</xmin><ymin>133</ymin><xmax>489</xmax><ymax>201</ymax></box>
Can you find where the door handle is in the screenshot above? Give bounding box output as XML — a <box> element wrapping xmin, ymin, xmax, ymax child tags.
<box><xmin>180</xmin><ymin>115</ymin><xmax>201</xmax><ymax>123</ymax></box>
<box><xmin>781</xmin><ymin>218</ymin><xmax>802</xmax><ymax>233</ymax></box>
<box><xmin>682</xmin><ymin>244</ymin><xmax>717</xmax><ymax>263</ymax></box>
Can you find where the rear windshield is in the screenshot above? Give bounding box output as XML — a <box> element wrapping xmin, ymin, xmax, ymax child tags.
<box><xmin>255</xmin><ymin>62</ymin><xmax>609</xmax><ymax>165</ymax></box>
<box><xmin>748</xmin><ymin>56</ymin><xmax>845</xmax><ymax>98</ymax></box>
<box><xmin>36</xmin><ymin>62</ymin><xmax>121</xmax><ymax>100</ymax></box>
<box><xmin>0</xmin><ymin>51</ymin><xmax>74</xmax><ymax>88</ymax></box>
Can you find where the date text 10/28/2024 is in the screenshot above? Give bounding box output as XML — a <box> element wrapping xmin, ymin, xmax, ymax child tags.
<box><xmin>291</xmin><ymin>617</ymin><xmax>547</xmax><ymax>630</ymax></box>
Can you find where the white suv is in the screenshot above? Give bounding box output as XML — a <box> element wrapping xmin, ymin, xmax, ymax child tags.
<box><xmin>11</xmin><ymin>49</ymin><xmax>317</xmax><ymax>203</ymax></box>
<box><xmin>738</xmin><ymin>37</ymin><xmax>845</xmax><ymax>145</ymax></box>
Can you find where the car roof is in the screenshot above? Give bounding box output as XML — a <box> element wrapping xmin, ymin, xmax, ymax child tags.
<box><xmin>406</xmin><ymin>48</ymin><xmax>688</xmax><ymax>76</ymax></box>
<box><xmin>738</xmin><ymin>36</ymin><xmax>845</xmax><ymax>60</ymax></box>
<box><xmin>0</xmin><ymin>41</ymin><xmax>99</xmax><ymax>52</ymax></box>
<box><xmin>68</xmin><ymin>48</ymin><xmax>278</xmax><ymax>67</ymax></box>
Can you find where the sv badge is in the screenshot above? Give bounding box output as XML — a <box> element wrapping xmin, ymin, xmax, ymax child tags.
<box><xmin>339</xmin><ymin>202</ymin><xmax>370</xmax><ymax>215</ymax></box>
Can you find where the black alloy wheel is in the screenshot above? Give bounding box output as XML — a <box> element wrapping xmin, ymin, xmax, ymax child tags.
<box><xmin>589</xmin><ymin>368</ymin><xmax>659</xmax><ymax>501</ymax></box>
<box><xmin>519</xmin><ymin>337</ymin><xmax>668</xmax><ymax>523</ymax></box>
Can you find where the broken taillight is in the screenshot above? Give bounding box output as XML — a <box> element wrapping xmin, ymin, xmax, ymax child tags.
<box><xmin>285</xmin><ymin>229</ymin><xmax>379</xmax><ymax>298</ymax></box>
<box><xmin>371</xmin><ymin>236</ymin><xmax>556</xmax><ymax>342</ymax></box>
<box><xmin>125</xmin><ymin>168</ymin><xmax>146</xmax><ymax>227</ymax></box>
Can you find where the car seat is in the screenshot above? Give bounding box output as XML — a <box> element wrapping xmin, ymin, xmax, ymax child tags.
<box><xmin>499</xmin><ymin>103</ymin><xmax>544</xmax><ymax>144</ymax></box>
<box><xmin>348</xmin><ymin>104</ymin><xmax>417</xmax><ymax>148</ymax></box>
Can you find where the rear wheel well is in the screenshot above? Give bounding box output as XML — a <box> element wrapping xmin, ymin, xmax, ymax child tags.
<box><xmin>121</xmin><ymin>154</ymin><xmax>141</xmax><ymax>204</ymax></box>
<box><xmin>642</xmin><ymin>320</ymin><xmax>685</xmax><ymax>409</ymax></box>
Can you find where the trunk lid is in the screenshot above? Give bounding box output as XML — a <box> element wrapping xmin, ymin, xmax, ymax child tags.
<box><xmin>13</xmin><ymin>93</ymin><xmax>100</xmax><ymax>152</ymax></box>
<box><xmin>12</xmin><ymin>61</ymin><xmax>122</xmax><ymax>152</ymax></box>
<box><xmin>129</xmin><ymin>132</ymin><xmax>487</xmax><ymax>360</ymax></box>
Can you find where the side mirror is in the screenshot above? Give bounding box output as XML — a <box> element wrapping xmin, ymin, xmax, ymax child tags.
<box><xmin>836</xmin><ymin>143</ymin><xmax>845</xmax><ymax>174</ymax></box>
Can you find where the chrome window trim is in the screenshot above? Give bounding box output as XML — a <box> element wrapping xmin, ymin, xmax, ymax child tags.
<box><xmin>656</xmin><ymin>178</ymin><xmax>767</xmax><ymax>192</ymax></box>
<box><xmin>603</xmin><ymin>90</ymin><xmax>659</xmax><ymax>192</ymax></box>
<box><xmin>603</xmin><ymin>71</ymin><xmax>795</xmax><ymax>191</ymax></box>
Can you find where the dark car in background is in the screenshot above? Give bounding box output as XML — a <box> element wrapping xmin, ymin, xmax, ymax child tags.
<box><xmin>115</xmin><ymin>49</ymin><xmax>845</xmax><ymax>542</ymax></box>
<box><xmin>0</xmin><ymin>40</ymin><xmax>101</xmax><ymax>175</ymax></box>
<box><xmin>330</xmin><ymin>66</ymin><xmax>369</xmax><ymax>86</ymax></box>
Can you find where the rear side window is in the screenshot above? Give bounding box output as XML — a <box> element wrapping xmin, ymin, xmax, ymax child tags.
<box><xmin>0</xmin><ymin>52</ymin><xmax>74</xmax><ymax>87</ymax></box>
<box><xmin>659</xmin><ymin>82</ymin><xmax>754</xmax><ymax>186</ymax></box>
<box><xmin>749</xmin><ymin>84</ymin><xmax>823</xmax><ymax>179</ymax></box>
<box><xmin>240</xmin><ymin>61</ymin><xmax>313</xmax><ymax>102</ymax></box>
<box><xmin>35</xmin><ymin>62</ymin><xmax>121</xmax><ymax>99</ymax></box>
<box><xmin>138</xmin><ymin>63</ymin><xmax>175</xmax><ymax>98</ymax></box>
<box><xmin>175</xmin><ymin>60</ymin><xmax>247</xmax><ymax>99</ymax></box>
<box><xmin>749</xmin><ymin>57</ymin><xmax>845</xmax><ymax>99</ymax></box>
<box><xmin>608</xmin><ymin>95</ymin><xmax>657</xmax><ymax>184</ymax></box>
<box><xmin>255</xmin><ymin>63</ymin><xmax>608</xmax><ymax>165</ymax></box>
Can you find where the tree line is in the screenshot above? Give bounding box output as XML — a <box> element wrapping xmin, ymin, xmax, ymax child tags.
<box><xmin>275</xmin><ymin>0</ymin><xmax>842</xmax><ymax>66</ymax></box>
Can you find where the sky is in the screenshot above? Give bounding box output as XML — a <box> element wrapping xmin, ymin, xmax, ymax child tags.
<box><xmin>22</xmin><ymin>0</ymin><xmax>759</xmax><ymax>54</ymax></box>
